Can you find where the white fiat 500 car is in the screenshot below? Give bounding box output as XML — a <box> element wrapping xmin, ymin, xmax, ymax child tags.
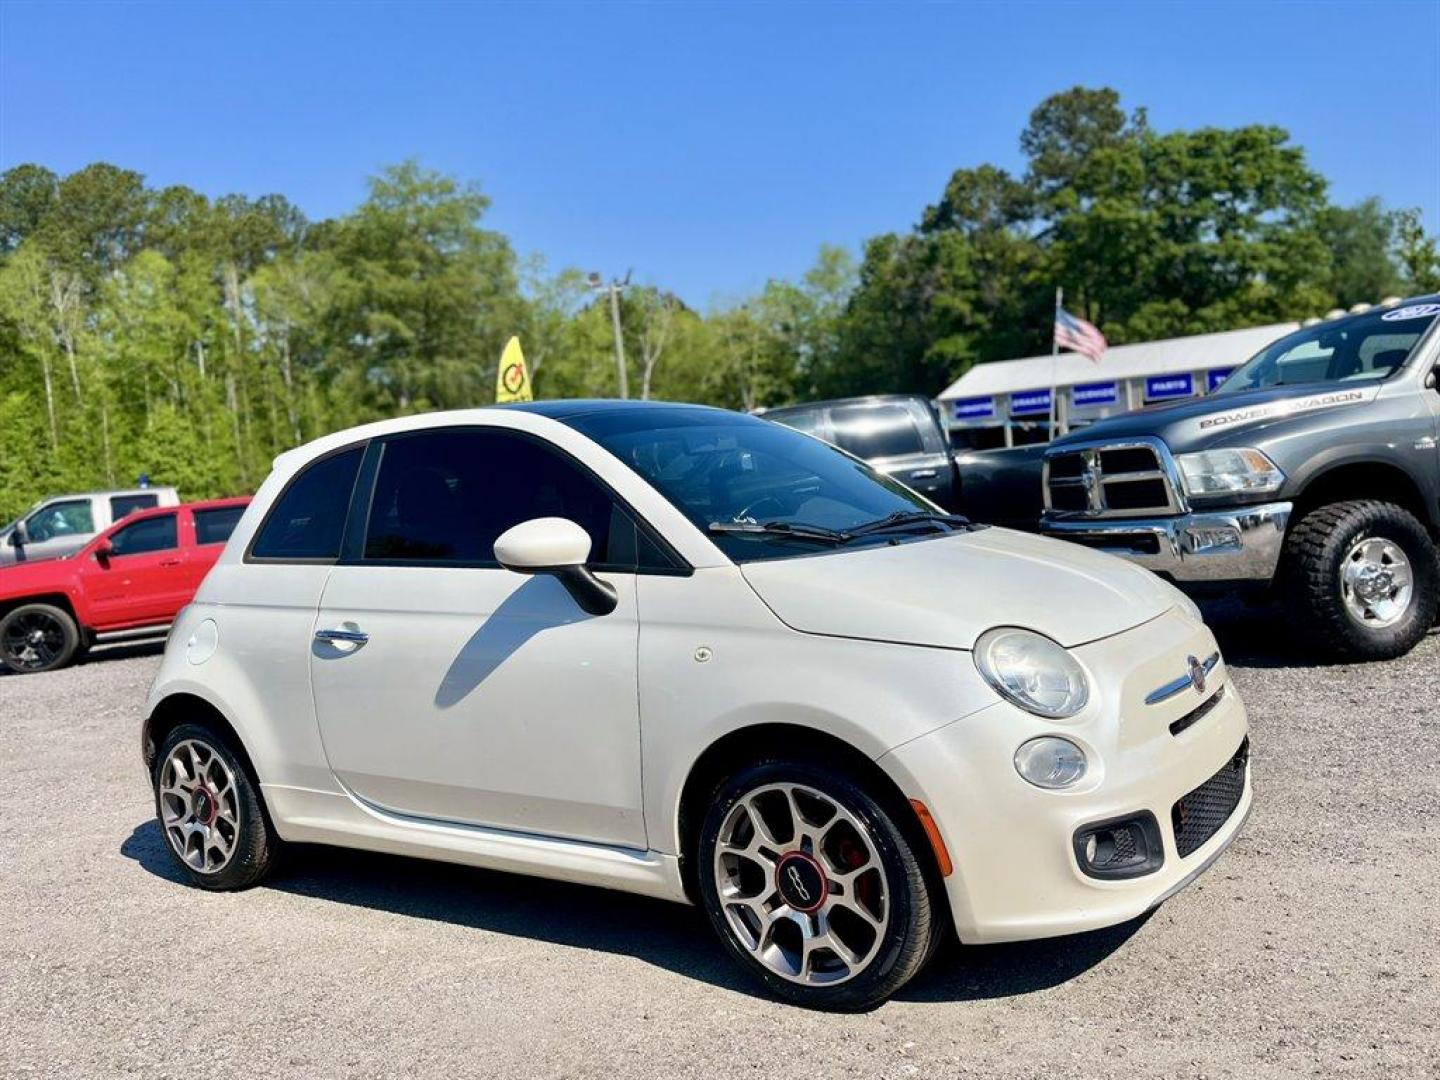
<box><xmin>144</xmin><ymin>402</ymin><xmax>1251</xmax><ymax>1010</ymax></box>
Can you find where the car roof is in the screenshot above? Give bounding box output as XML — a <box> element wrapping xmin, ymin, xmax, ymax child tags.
<box><xmin>503</xmin><ymin>399</ymin><xmax>732</xmax><ymax>421</ymax></box>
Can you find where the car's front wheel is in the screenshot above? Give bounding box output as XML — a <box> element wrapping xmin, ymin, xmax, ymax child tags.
<box><xmin>697</xmin><ymin>760</ymin><xmax>936</xmax><ymax>1011</ymax></box>
<box><xmin>0</xmin><ymin>603</ymin><xmax>79</xmax><ymax>674</ymax></box>
<box><xmin>153</xmin><ymin>723</ymin><xmax>278</xmax><ymax>891</ymax></box>
<box><xmin>1282</xmin><ymin>499</ymin><xmax>1440</xmax><ymax>660</ymax></box>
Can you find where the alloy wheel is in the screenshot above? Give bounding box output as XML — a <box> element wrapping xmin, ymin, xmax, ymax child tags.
<box><xmin>159</xmin><ymin>739</ymin><xmax>242</xmax><ymax>874</ymax></box>
<box><xmin>712</xmin><ymin>782</ymin><xmax>889</xmax><ymax>986</ymax></box>
<box><xmin>1340</xmin><ymin>536</ymin><xmax>1413</xmax><ymax>629</ymax></box>
<box><xmin>1</xmin><ymin>610</ymin><xmax>66</xmax><ymax>671</ymax></box>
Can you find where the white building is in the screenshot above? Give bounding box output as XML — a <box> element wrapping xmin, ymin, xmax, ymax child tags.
<box><xmin>936</xmin><ymin>322</ymin><xmax>1297</xmax><ymax>448</ymax></box>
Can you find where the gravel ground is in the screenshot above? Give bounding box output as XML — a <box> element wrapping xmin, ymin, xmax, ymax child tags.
<box><xmin>1</xmin><ymin>607</ymin><xmax>1437</xmax><ymax>1080</ymax></box>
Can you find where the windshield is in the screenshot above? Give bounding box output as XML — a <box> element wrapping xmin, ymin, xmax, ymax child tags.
<box><xmin>568</xmin><ymin>407</ymin><xmax>937</xmax><ymax>562</ymax></box>
<box><xmin>1217</xmin><ymin>304</ymin><xmax>1439</xmax><ymax>394</ymax></box>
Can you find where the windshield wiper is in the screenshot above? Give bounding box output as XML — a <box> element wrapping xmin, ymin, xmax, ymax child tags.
<box><xmin>846</xmin><ymin>510</ymin><xmax>977</xmax><ymax>538</ymax></box>
<box><xmin>707</xmin><ymin>520</ymin><xmax>850</xmax><ymax>545</ymax></box>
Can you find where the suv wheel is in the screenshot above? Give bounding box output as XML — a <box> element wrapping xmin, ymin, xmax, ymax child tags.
<box><xmin>153</xmin><ymin>723</ymin><xmax>279</xmax><ymax>890</ymax></box>
<box><xmin>0</xmin><ymin>603</ymin><xmax>80</xmax><ymax>674</ymax></box>
<box><xmin>697</xmin><ymin>761</ymin><xmax>936</xmax><ymax>1011</ymax></box>
<box><xmin>1282</xmin><ymin>499</ymin><xmax>1440</xmax><ymax>661</ymax></box>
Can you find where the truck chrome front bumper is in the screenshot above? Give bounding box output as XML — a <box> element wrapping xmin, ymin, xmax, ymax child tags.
<box><xmin>1040</xmin><ymin>501</ymin><xmax>1292</xmax><ymax>583</ymax></box>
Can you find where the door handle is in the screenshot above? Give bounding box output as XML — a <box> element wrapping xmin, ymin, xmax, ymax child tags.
<box><xmin>909</xmin><ymin>468</ymin><xmax>939</xmax><ymax>479</ymax></box>
<box><xmin>159</xmin><ymin>559</ymin><xmax>182</xmax><ymax>567</ymax></box>
<box><xmin>315</xmin><ymin>627</ymin><xmax>370</xmax><ymax>645</ymax></box>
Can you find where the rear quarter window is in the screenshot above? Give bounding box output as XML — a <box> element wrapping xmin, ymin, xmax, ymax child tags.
<box><xmin>194</xmin><ymin>506</ymin><xmax>246</xmax><ymax>546</ymax></box>
<box><xmin>250</xmin><ymin>447</ymin><xmax>364</xmax><ymax>561</ymax></box>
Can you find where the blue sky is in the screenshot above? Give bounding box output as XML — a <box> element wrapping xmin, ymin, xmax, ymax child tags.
<box><xmin>2</xmin><ymin>1</ymin><xmax>1437</xmax><ymax>309</ymax></box>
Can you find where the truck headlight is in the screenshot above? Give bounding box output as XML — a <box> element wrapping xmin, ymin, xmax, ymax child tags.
<box><xmin>974</xmin><ymin>627</ymin><xmax>1089</xmax><ymax>718</ymax></box>
<box><xmin>1175</xmin><ymin>448</ymin><xmax>1284</xmax><ymax>498</ymax></box>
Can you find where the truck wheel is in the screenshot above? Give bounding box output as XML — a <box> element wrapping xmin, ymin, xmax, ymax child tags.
<box><xmin>0</xmin><ymin>603</ymin><xmax>80</xmax><ymax>674</ymax></box>
<box><xmin>1281</xmin><ymin>500</ymin><xmax>1440</xmax><ymax>661</ymax></box>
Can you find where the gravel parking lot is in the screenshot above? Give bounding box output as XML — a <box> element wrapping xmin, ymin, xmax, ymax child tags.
<box><xmin>2</xmin><ymin>606</ymin><xmax>1437</xmax><ymax>1080</ymax></box>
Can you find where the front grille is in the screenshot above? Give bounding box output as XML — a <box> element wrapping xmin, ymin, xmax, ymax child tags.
<box><xmin>1044</xmin><ymin>442</ymin><xmax>1181</xmax><ymax>518</ymax></box>
<box><xmin>1172</xmin><ymin>738</ymin><xmax>1248</xmax><ymax>857</ymax></box>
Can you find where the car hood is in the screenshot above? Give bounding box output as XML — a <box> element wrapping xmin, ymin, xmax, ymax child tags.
<box><xmin>739</xmin><ymin>527</ymin><xmax>1180</xmax><ymax>650</ymax></box>
<box><xmin>1048</xmin><ymin>382</ymin><xmax>1381</xmax><ymax>449</ymax></box>
<box><xmin>0</xmin><ymin>556</ymin><xmax>70</xmax><ymax>596</ymax></box>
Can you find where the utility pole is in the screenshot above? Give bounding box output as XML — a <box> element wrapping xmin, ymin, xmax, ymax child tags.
<box><xmin>588</xmin><ymin>271</ymin><xmax>632</xmax><ymax>399</ymax></box>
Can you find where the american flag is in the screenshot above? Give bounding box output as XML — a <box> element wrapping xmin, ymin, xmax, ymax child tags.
<box><xmin>1054</xmin><ymin>307</ymin><xmax>1107</xmax><ymax>362</ymax></box>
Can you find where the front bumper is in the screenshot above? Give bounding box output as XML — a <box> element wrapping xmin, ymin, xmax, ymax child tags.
<box><xmin>1040</xmin><ymin>501</ymin><xmax>1291</xmax><ymax>583</ymax></box>
<box><xmin>880</xmin><ymin>608</ymin><xmax>1251</xmax><ymax>943</ymax></box>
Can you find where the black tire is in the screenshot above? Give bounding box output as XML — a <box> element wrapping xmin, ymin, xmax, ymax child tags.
<box><xmin>152</xmin><ymin>722</ymin><xmax>279</xmax><ymax>891</ymax></box>
<box><xmin>0</xmin><ymin>603</ymin><xmax>80</xmax><ymax>674</ymax></box>
<box><xmin>697</xmin><ymin>760</ymin><xmax>936</xmax><ymax>1011</ymax></box>
<box><xmin>1280</xmin><ymin>499</ymin><xmax>1440</xmax><ymax>661</ymax></box>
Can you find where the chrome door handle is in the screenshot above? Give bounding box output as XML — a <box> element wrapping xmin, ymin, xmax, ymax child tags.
<box><xmin>910</xmin><ymin>468</ymin><xmax>938</xmax><ymax>479</ymax></box>
<box><xmin>315</xmin><ymin>627</ymin><xmax>369</xmax><ymax>645</ymax></box>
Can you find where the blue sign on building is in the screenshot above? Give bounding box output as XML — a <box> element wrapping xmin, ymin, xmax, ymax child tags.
<box><xmin>1145</xmin><ymin>373</ymin><xmax>1195</xmax><ymax>401</ymax></box>
<box><xmin>1206</xmin><ymin>368</ymin><xmax>1233</xmax><ymax>392</ymax></box>
<box><xmin>1071</xmin><ymin>381</ymin><xmax>1119</xmax><ymax>409</ymax></box>
<box><xmin>1010</xmin><ymin>389</ymin><xmax>1053</xmax><ymax>416</ymax></box>
<box><xmin>952</xmin><ymin>396</ymin><xmax>997</xmax><ymax>421</ymax></box>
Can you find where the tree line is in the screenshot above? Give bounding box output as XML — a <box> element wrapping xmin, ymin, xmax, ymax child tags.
<box><xmin>2</xmin><ymin>85</ymin><xmax>1437</xmax><ymax>519</ymax></box>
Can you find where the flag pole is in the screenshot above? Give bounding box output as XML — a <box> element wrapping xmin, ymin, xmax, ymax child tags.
<box><xmin>1048</xmin><ymin>286</ymin><xmax>1062</xmax><ymax>442</ymax></box>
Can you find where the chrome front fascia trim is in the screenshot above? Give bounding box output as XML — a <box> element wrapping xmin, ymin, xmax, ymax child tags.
<box><xmin>1145</xmin><ymin>651</ymin><xmax>1221</xmax><ymax>705</ymax></box>
<box><xmin>1041</xmin><ymin>501</ymin><xmax>1293</xmax><ymax>583</ymax></box>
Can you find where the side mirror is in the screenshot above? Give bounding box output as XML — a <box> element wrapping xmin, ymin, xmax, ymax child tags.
<box><xmin>94</xmin><ymin>540</ymin><xmax>113</xmax><ymax>566</ymax></box>
<box><xmin>9</xmin><ymin>521</ymin><xmax>28</xmax><ymax>548</ymax></box>
<box><xmin>1427</xmin><ymin>368</ymin><xmax>1438</xmax><ymax>391</ymax></box>
<box><xmin>494</xmin><ymin>517</ymin><xmax>618</xmax><ymax>616</ymax></box>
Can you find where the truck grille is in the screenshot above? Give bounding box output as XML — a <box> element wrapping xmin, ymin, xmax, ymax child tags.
<box><xmin>1171</xmin><ymin>738</ymin><xmax>1248</xmax><ymax>858</ymax></box>
<box><xmin>1044</xmin><ymin>441</ymin><xmax>1182</xmax><ymax>518</ymax></box>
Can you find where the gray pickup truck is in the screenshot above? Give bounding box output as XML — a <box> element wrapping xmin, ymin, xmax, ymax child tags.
<box><xmin>1039</xmin><ymin>297</ymin><xmax>1440</xmax><ymax>660</ymax></box>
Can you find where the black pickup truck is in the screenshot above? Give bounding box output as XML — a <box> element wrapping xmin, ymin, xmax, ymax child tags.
<box><xmin>1037</xmin><ymin>297</ymin><xmax>1440</xmax><ymax>660</ymax></box>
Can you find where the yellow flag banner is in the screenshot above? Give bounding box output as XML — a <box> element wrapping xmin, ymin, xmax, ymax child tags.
<box><xmin>495</xmin><ymin>336</ymin><xmax>533</xmax><ymax>403</ymax></box>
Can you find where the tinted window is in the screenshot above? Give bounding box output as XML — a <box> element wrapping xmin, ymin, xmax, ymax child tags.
<box><xmin>110</xmin><ymin>493</ymin><xmax>158</xmax><ymax>520</ymax></box>
<box><xmin>363</xmin><ymin>429</ymin><xmax>620</xmax><ymax>565</ymax></box>
<box><xmin>829</xmin><ymin>404</ymin><xmax>925</xmax><ymax>459</ymax></box>
<box><xmin>251</xmin><ymin>447</ymin><xmax>364</xmax><ymax>560</ymax></box>
<box><xmin>194</xmin><ymin>506</ymin><xmax>246</xmax><ymax>546</ymax></box>
<box><xmin>1219</xmin><ymin>306</ymin><xmax>1438</xmax><ymax>393</ymax></box>
<box><xmin>768</xmin><ymin>407</ymin><xmax>825</xmax><ymax>439</ymax></box>
<box><xmin>570</xmin><ymin>408</ymin><xmax>932</xmax><ymax>563</ymax></box>
<box><xmin>109</xmin><ymin>514</ymin><xmax>178</xmax><ymax>556</ymax></box>
<box><xmin>26</xmin><ymin>499</ymin><xmax>94</xmax><ymax>541</ymax></box>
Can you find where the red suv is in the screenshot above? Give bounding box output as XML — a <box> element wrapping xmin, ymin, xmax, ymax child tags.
<box><xmin>0</xmin><ymin>498</ymin><xmax>250</xmax><ymax>674</ymax></box>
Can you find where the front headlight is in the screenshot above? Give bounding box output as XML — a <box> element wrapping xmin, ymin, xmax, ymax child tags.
<box><xmin>1175</xmin><ymin>447</ymin><xmax>1284</xmax><ymax>498</ymax></box>
<box><xmin>974</xmin><ymin>627</ymin><xmax>1089</xmax><ymax>719</ymax></box>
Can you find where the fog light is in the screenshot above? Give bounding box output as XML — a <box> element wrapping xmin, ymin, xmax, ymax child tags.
<box><xmin>1073</xmin><ymin>812</ymin><xmax>1165</xmax><ymax>879</ymax></box>
<box><xmin>1184</xmin><ymin>524</ymin><xmax>1242</xmax><ymax>554</ymax></box>
<box><xmin>1014</xmin><ymin>736</ymin><xmax>1087</xmax><ymax>789</ymax></box>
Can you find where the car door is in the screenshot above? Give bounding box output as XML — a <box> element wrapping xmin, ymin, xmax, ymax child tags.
<box><xmin>309</xmin><ymin>425</ymin><xmax>647</xmax><ymax>849</ymax></box>
<box><xmin>829</xmin><ymin>401</ymin><xmax>955</xmax><ymax>507</ymax></box>
<box><xmin>79</xmin><ymin>512</ymin><xmax>187</xmax><ymax>627</ymax></box>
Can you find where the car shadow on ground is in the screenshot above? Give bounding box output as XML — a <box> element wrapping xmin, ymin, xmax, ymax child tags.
<box><xmin>0</xmin><ymin>638</ymin><xmax>163</xmax><ymax>676</ymax></box>
<box><xmin>120</xmin><ymin>819</ymin><xmax>1143</xmax><ymax>1007</ymax></box>
<box><xmin>1195</xmin><ymin>595</ymin><xmax>1438</xmax><ymax>669</ymax></box>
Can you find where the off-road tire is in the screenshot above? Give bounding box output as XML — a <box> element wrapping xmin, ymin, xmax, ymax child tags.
<box><xmin>1281</xmin><ymin>499</ymin><xmax>1439</xmax><ymax>661</ymax></box>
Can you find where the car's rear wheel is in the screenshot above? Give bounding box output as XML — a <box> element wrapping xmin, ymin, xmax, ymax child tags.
<box><xmin>153</xmin><ymin>722</ymin><xmax>278</xmax><ymax>891</ymax></box>
<box><xmin>0</xmin><ymin>603</ymin><xmax>79</xmax><ymax>674</ymax></box>
<box><xmin>697</xmin><ymin>760</ymin><xmax>936</xmax><ymax>1011</ymax></box>
<box><xmin>1282</xmin><ymin>499</ymin><xmax>1439</xmax><ymax>661</ymax></box>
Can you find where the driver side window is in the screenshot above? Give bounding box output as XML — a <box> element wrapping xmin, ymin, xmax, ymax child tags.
<box><xmin>27</xmin><ymin>500</ymin><xmax>94</xmax><ymax>542</ymax></box>
<box><xmin>109</xmin><ymin>514</ymin><xmax>178</xmax><ymax>557</ymax></box>
<box><xmin>362</xmin><ymin>428</ymin><xmax>623</xmax><ymax>567</ymax></box>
